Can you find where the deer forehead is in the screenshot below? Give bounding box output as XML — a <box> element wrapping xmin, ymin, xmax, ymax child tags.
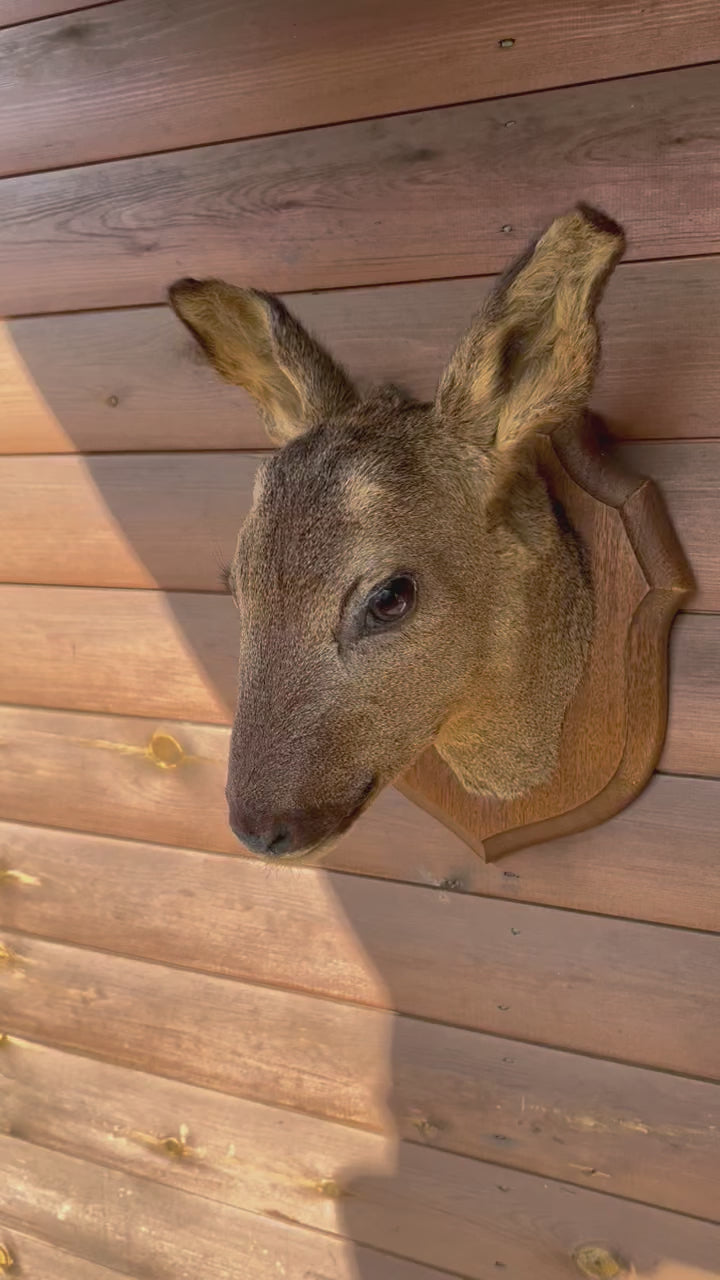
<box><xmin>242</xmin><ymin>413</ymin><xmax>439</xmax><ymax>586</ymax></box>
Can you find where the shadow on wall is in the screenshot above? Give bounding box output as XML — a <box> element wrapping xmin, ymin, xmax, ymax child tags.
<box><xmin>2</xmin><ymin>290</ymin><xmax>720</xmax><ymax>1279</ymax></box>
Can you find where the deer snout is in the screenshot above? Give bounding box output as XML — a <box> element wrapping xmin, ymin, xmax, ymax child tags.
<box><xmin>227</xmin><ymin>776</ymin><xmax>376</xmax><ymax>861</ymax></box>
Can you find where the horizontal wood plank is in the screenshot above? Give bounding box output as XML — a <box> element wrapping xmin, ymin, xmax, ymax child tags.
<box><xmin>0</xmin><ymin>452</ymin><xmax>263</xmax><ymax>593</ymax></box>
<box><xmin>4</xmin><ymin>1038</ymin><xmax>720</xmax><ymax>1245</ymax></box>
<box><xmin>1</xmin><ymin>65</ymin><xmax>719</xmax><ymax>314</ymax></box>
<box><xmin>4</xmin><ymin>831</ymin><xmax>720</xmax><ymax>1077</ymax></box>
<box><xmin>5</xmin><ymin>1141</ymin><xmax>720</xmax><ymax>1280</ymax></box>
<box><xmin>0</xmin><ymin>593</ymin><xmax>714</xmax><ymax>773</ymax></box>
<box><xmin>0</xmin><ymin>1136</ymin><xmax>452</xmax><ymax>1280</ymax></box>
<box><xmin>2</xmin><ymin>0</ymin><xmax>719</xmax><ymax>178</ymax></box>
<box><xmin>3</xmin><ymin>258</ymin><xmax>720</xmax><ymax>453</ymax></box>
<box><xmin>0</xmin><ymin>0</ymin><xmax>110</xmax><ymax>26</ymax></box>
<box><xmin>0</xmin><ymin>702</ymin><xmax>717</xmax><ymax>922</ymax></box>
<box><xmin>0</xmin><ymin>1229</ymin><xmax>127</xmax><ymax>1280</ymax></box>
<box><xmin>2</xmin><ymin>934</ymin><xmax>720</xmax><ymax>1234</ymax></box>
<box><xmin>1</xmin><ymin>761</ymin><xmax>719</xmax><ymax>934</ymax></box>
<box><xmin>2</xmin><ymin>845</ymin><xmax>720</xmax><ymax>1077</ymax></box>
<box><xmin>0</xmin><ymin>440</ymin><xmax>715</xmax><ymax>606</ymax></box>
<box><xmin>2</xmin><ymin>832</ymin><xmax>720</xmax><ymax>1211</ymax></box>
<box><xmin>0</xmin><ymin>688</ymin><xmax>717</xmax><ymax>910</ymax></box>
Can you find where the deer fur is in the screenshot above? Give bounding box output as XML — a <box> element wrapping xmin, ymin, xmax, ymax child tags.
<box><xmin>169</xmin><ymin>204</ymin><xmax>626</xmax><ymax>860</ymax></box>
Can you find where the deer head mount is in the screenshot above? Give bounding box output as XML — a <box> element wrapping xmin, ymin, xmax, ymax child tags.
<box><xmin>169</xmin><ymin>205</ymin><xmax>690</xmax><ymax>863</ymax></box>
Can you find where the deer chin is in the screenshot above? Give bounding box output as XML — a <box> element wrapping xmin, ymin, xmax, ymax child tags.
<box><xmin>257</xmin><ymin>774</ymin><xmax>380</xmax><ymax>867</ymax></box>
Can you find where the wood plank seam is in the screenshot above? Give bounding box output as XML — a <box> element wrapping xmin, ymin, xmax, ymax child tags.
<box><xmin>7</xmin><ymin>1117</ymin><xmax>720</xmax><ymax>1247</ymax></box>
<box><xmin>0</xmin><ymin>0</ymin><xmax>120</xmax><ymax>33</ymax></box>
<box><xmin>2</xmin><ymin>3</ymin><xmax>719</xmax><ymax>183</ymax></box>
<box><xmin>2</xmin><ymin>928</ymin><xmax>719</xmax><ymax>1085</ymax></box>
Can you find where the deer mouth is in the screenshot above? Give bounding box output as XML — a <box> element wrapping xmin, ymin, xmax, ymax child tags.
<box><xmin>264</xmin><ymin>774</ymin><xmax>379</xmax><ymax>866</ymax></box>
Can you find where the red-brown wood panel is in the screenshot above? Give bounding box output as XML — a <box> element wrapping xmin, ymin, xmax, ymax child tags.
<box><xmin>4</xmin><ymin>1037</ymin><xmax>720</xmax><ymax>1248</ymax></box>
<box><xmin>3</xmin><ymin>824</ymin><xmax>720</xmax><ymax>1107</ymax></box>
<box><xmin>0</xmin><ymin>442</ymin><xmax>714</xmax><ymax>604</ymax></box>
<box><xmin>0</xmin><ymin>696</ymin><xmax>716</xmax><ymax>898</ymax></box>
<box><xmin>1</xmin><ymin>65</ymin><xmax>719</xmax><ymax>315</ymax></box>
<box><xmin>3</xmin><ymin>258</ymin><xmax>720</xmax><ymax>453</ymax></box>
<box><xmin>0</xmin><ymin>1230</ymin><xmax>127</xmax><ymax>1280</ymax></box>
<box><xmin>620</xmin><ymin>441</ymin><xmax>719</xmax><ymax>611</ymax></box>
<box><xmin>0</xmin><ymin>452</ymin><xmax>264</xmax><ymax>592</ymax></box>
<box><xmin>1</xmin><ymin>769</ymin><xmax>719</xmax><ymax>932</ymax></box>
<box><xmin>4</xmin><ymin>824</ymin><xmax>720</xmax><ymax>1067</ymax></box>
<box><xmin>1</xmin><ymin>0</ymin><xmax>719</xmax><ymax>177</ymax></box>
<box><xmin>0</xmin><ymin>592</ymin><xmax>713</xmax><ymax>773</ymax></box>
<box><xmin>3</xmin><ymin>867</ymin><xmax>720</xmax><ymax>1078</ymax></box>
<box><xmin>0</xmin><ymin>1136</ymin><xmax>454</xmax><ymax>1280</ymax></box>
<box><xmin>7</xmin><ymin>1136</ymin><xmax>720</xmax><ymax>1280</ymax></box>
<box><xmin>0</xmin><ymin>0</ymin><xmax>112</xmax><ymax>26</ymax></box>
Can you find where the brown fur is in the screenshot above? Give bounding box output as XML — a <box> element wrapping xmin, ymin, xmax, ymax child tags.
<box><xmin>168</xmin><ymin>204</ymin><xmax>626</xmax><ymax>860</ymax></box>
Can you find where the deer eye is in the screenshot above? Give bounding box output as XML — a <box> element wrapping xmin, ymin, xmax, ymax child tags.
<box><xmin>366</xmin><ymin>575</ymin><xmax>417</xmax><ymax>629</ymax></box>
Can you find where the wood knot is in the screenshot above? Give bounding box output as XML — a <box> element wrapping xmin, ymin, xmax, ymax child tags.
<box><xmin>411</xmin><ymin>1116</ymin><xmax>440</xmax><ymax>1140</ymax></box>
<box><xmin>574</xmin><ymin>1245</ymin><xmax>625</xmax><ymax>1278</ymax></box>
<box><xmin>0</xmin><ymin>943</ymin><xmax>22</xmax><ymax>969</ymax></box>
<box><xmin>148</xmin><ymin>731</ymin><xmax>184</xmax><ymax>769</ymax></box>
<box><xmin>129</xmin><ymin>1123</ymin><xmax>196</xmax><ymax>1161</ymax></box>
<box><xmin>315</xmin><ymin>1178</ymin><xmax>345</xmax><ymax>1199</ymax></box>
<box><xmin>160</xmin><ymin>1134</ymin><xmax>189</xmax><ymax>1158</ymax></box>
<box><xmin>0</xmin><ymin>868</ymin><xmax>41</xmax><ymax>888</ymax></box>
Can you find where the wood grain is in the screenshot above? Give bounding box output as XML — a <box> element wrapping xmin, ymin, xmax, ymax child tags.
<box><xmin>620</xmin><ymin>441</ymin><xmax>720</xmax><ymax>611</ymax></box>
<box><xmin>4</xmin><ymin>1037</ymin><xmax>720</xmax><ymax>1242</ymax></box>
<box><xmin>2</xmin><ymin>767</ymin><xmax>720</xmax><ymax>933</ymax></box>
<box><xmin>0</xmin><ymin>441</ymin><xmax>713</xmax><ymax>604</ymax></box>
<box><xmin>0</xmin><ymin>0</ymin><xmax>112</xmax><ymax>27</ymax></box>
<box><xmin>2</xmin><ymin>854</ymin><xmax>720</xmax><ymax>1079</ymax></box>
<box><xmin>0</xmin><ymin>1137</ymin><xmax>453</xmax><ymax>1280</ymax></box>
<box><xmin>3</xmin><ymin>257</ymin><xmax>720</xmax><ymax>453</ymax></box>
<box><xmin>0</xmin><ymin>593</ymin><xmax>713</xmax><ymax>772</ymax></box>
<box><xmin>1</xmin><ymin>65</ymin><xmax>719</xmax><ymax>314</ymax></box>
<box><xmin>0</xmin><ymin>452</ymin><xmax>264</xmax><ymax>592</ymax></box>
<box><xmin>1</xmin><ymin>0</ymin><xmax>719</xmax><ymax>177</ymax></box>
<box><xmin>5</xmin><ymin>1141</ymin><xmax>720</xmax><ymax>1280</ymax></box>
<box><xmin>0</xmin><ymin>1229</ymin><xmax>127</xmax><ymax>1280</ymax></box>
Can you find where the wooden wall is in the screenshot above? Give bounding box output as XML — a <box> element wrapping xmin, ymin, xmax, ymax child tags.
<box><xmin>1</xmin><ymin>2</ymin><xmax>719</xmax><ymax>1277</ymax></box>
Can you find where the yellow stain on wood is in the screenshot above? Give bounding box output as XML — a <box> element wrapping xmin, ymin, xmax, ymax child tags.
<box><xmin>128</xmin><ymin>1123</ymin><xmax>202</xmax><ymax>1161</ymax></box>
<box><xmin>0</xmin><ymin>868</ymin><xmax>41</xmax><ymax>888</ymax></box>
<box><xmin>574</xmin><ymin>1245</ymin><xmax>626</xmax><ymax>1278</ymax></box>
<box><xmin>0</xmin><ymin>943</ymin><xmax>23</xmax><ymax>969</ymax></box>
<box><xmin>0</xmin><ymin>1244</ymin><xmax>13</xmax><ymax>1272</ymax></box>
<box><xmin>148</xmin><ymin>731</ymin><xmax>186</xmax><ymax>768</ymax></box>
<box><xmin>304</xmin><ymin>1176</ymin><xmax>347</xmax><ymax>1200</ymax></box>
<box><xmin>76</xmin><ymin>730</ymin><xmax>211</xmax><ymax>769</ymax></box>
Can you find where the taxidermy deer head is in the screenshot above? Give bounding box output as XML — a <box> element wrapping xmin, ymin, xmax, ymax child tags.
<box><xmin>169</xmin><ymin>204</ymin><xmax>625</xmax><ymax>861</ymax></box>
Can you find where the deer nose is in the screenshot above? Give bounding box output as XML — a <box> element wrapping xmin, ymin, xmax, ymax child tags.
<box><xmin>228</xmin><ymin>804</ymin><xmax>296</xmax><ymax>857</ymax></box>
<box><xmin>227</xmin><ymin>777</ymin><xmax>376</xmax><ymax>859</ymax></box>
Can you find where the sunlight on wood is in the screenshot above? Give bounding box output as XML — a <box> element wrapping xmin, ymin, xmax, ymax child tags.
<box><xmin>0</xmin><ymin>322</ymin><xmax>72</xmax><ymax>451</ymax></box>
<box><xmin>632</xmin><ymin>1267</ymin><xmax>720</xmax><ymax>1279</ymax></box>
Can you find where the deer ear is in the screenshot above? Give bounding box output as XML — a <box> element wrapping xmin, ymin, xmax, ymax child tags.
<box><xmin>168</xmin><ymin>279</ymin><xmax>357</xmax><ymax>445</ymax></box>
<box><xmin>436</xmin><ymin>205</ymin><xmax>625</xmax><ymax>451</ymax></box>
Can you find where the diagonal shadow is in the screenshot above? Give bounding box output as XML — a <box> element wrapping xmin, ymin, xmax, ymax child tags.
<box><xmin>2</xmin><ymin>301</ymin><xmax>718</xmax><ymax>1280</ymax></box>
